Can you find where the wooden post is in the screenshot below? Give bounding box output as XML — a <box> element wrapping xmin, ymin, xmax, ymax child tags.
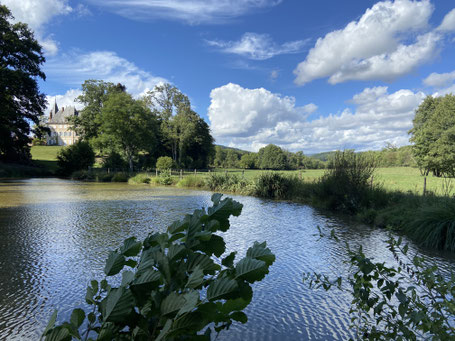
<box><xmin>156</xmin><ymin>169</ymin><xmax>158</xmax><ymax>177</ymax></box>
<box><xmin>107</xmin><ymin>168</ymin><xmax>110</xmax><ymax>174</ymax></box>
<box><xmin>299</xmin><ymin>170</ymin><xmax>302</xmax><ymax>180</ymax></box>
<box><xmin>423</xmin><ymin>176</ymin><xmax>427</xmax><ymax>196</ymax></box>
<box><xmin>209</xmin><ymin>169</ymin><xmax>211</xmax><ymax>174</ymax></box>
<box><xmin>242</xmin><ymin>169</ymin><xmax>245</xmax><ymax>178</ymax></box>
<box><xmin>194</xmin><ymin>169</ymin><xmax>197</xmax><ymax>175</ymax></box>
<box><xmin>180</xmin><ymin>169</ymin><xmax>183</xmax><ymax>180</ymax></box>
<box><xmin>225</xmin><ymin>170</ymin><xmax>227</xmax><ymax>176</ymax></box>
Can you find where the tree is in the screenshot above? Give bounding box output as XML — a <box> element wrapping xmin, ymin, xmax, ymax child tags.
<box><xmin>257</xmin><ymin>144</ymin><xmax>288</xmax><ymax>170</ymax></box>
<box><xmin>145</xmin><ymin>84</ymin><xmax>214</xmax><ymax>168</ymax></box>
<box><xmin>57</xmin><ymin>141</ymin><xmax>95</xmax><ymax>176</ymax></box>
<box><xmin>239</xmin><ymin>153</ymin><xmax>257</xmax><ymax>169</ymax></box>
<box><xmin>96</xmin><ymin>92</ymin><xmax>159</xmax><ymax>172</ymax></box>
<box><xmin>409</xmin><ymin>95</ymin><xmax>455</xmax><ymax>177</ymax></box>
<box><xmin>0</xmin><ymin>5</ymin><xmax>47</xmax><ymax>162</ymax></box>
<box><xmin>72</xmin><ymin>80</ymin><xmax>125</xmax><ymax>140</ymax></box>
<box><xmin>156</xmin><ymin>156</ymin><xmax>173</xmax><ymax>170</ymax></box>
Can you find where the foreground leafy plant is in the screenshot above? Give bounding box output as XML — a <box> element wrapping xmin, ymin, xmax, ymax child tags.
<box><xmin>42</xmin><ymin>194</ymin><xmax>275</xmax><ymax>340</ymax></box>
<box><xmin>304</xmin><ymin>228</ymin><xmax>455</xmax><ymax>340</ymax></box>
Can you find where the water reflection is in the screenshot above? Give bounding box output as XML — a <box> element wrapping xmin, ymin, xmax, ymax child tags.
<box><xmin>0</xmin><ymin>179</ymin><xmax>453</xmax><ymax>340</ymax></box>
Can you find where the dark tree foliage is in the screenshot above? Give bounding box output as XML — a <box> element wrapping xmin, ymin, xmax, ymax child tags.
<box><xmin>57</xmin><ymin>141</ymin><xmax>95</xmax><ymax>176</ymax></box>
<box><xmin>0</xmin><ymin>5</ymin><xmax>46</xmax><ymax>162</ymax></box>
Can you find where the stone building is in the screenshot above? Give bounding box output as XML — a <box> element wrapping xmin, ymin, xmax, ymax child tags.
<box><xmin>46</xmin><ymin>100</ymin><xmax>80</xmax><ymax>146</ymax></box>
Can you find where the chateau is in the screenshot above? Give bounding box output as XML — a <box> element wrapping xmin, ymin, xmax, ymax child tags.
<box><xmin>46</xmin><ymin>100</ymin><xmax>80</xmax><ymax>146</ymax></box>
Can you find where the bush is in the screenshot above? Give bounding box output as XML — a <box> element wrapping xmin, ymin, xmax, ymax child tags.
<box><xmin>304</xmin><ymin>230</ymin><xmax>455</xmax><ymax>340</ymax></box>
<box><xmin>111</xmin><ymin>172</ymin><xmax>129</xmax><ymax>182</ymax></box>
<box><xmin>102</xmin><ymin>151</ymin><xmax>127</xmax><ymax>171</ymax></box>
<box><xmin>71</xmin><ymin>170</ymin><xmax>95</xmax><ymax>181</ymax></box>
<box><xmin>96</xmin><ymin>172</ymin><xmax>114</xmax><ymax>182</ymax></box>
<box><xmin>205</xmin><ymin>173</ymin><xmax>239</xmax><ymax>191</ymax></box>
<box><xmin>177</xmin><ymin>175</ymin><xmax>205</xmax><ymax>188</ymax></box>
<box><xmin>42</xmin><ymin>194</ymin><xmax>275</xmax><ymax>340</ymax></box>
<box><xmin>316</xmin><ymin>150</ymin><xmax>376</xmax><ymax>213</ymax></box>
<box><xmin>253</xmin><ymin>172</ymin><xmax>300</xmax><ymax>199</ymax></box>
<box><xmin>57</xmin><ymin>141</ymin><xmax>95</xmax><ymax>176</ymax></box>
<box><xmin>128</xmin><ymin>173</ymin><xmax>151</xmax><ymax>184</ymax></box>
<box><xmin>156</xmin><ymin>156</ymin><xmax>174</xmax><ymax>170</ymax></box>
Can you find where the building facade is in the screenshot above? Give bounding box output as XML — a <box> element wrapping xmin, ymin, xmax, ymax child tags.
<box><xmin>46</xmin><ymin>101</ymin><xmax>80</xmax><ymax>146</ymax></box>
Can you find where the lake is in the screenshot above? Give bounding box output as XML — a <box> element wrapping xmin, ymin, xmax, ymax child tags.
<box><xmin>0</xmin><ymin>178</ymin><xmax>454</xmax><ymax>340</ymax></box>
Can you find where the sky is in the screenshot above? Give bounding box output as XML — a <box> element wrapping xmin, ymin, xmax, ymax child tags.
<box><xmin>2</xmin><ymin>0</ymin><xmax>455</xmax><ymax>154</ymax></box>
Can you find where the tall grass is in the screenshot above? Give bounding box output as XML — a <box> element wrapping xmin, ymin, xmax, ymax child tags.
<box><xmin>128</xmin><ymin>173</ymin><xmax>151</xmax><ymax>184</ymax></box>
<box><xmin>253</xmin><ymin>172</ymin><xmax>303</xmax><ymax>199</ymax></box>
<box><xmin>176</xmin><ymin>175</ymin><xmax>205</xmax><ymax>188</ymax></box>
<box><xmin>405</xmin><ymin>199</ymin><xmax>455</xmax><ymax>251</ymax></box>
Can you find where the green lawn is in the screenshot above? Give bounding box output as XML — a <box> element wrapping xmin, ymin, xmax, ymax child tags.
<box><xmin>30</xmin><ymin>146</ymin><xmax>63</xmax><ymax>173</ymax></box>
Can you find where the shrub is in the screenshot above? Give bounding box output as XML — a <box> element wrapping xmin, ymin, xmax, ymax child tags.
<box><xmin>42</xmin><ymin>194</ymin><xmax>275</xmax><ymax>340</ymax></box>
<box><xmin>316</xmin><ymin>150</ymin><xmax>375</xmax><ymax>213</ymax></box>
<box><xmin>304</xmin><ymin>230</ymin><xmax>455</xmax><ymax>340</ymax></box>
<box><xmin>156</xmin><ymin>156</ymin><xmax>174</xmax><ymax>170</ymax></box>
<box><xmin>154</xmin><ymin>169</ymin><xmax>174</xmax><ymax>185</ymax></box>
<box><xmin>71</xmin><ymin>170</ymin><xmax>95</xmax><ymax>181</ymax></box>
<box><xmin>102</xmin><ymin>151</ymin><xmax>127</xmax><ymax>171</ymax></box>
<box><xmin>111</xmin><ymin>172</ymin><xmax>129</xmax><ymax>182</ymax></box>
<box><xmin>177</xmin><ymin>175</ymin><xmax>205</xmax><ymax>188</ymax></box>
<box><xmin>128</xmin><ymin>173</ymin><xmax>151</xmax><ymax>184</ymax></box>
<box><xmin>96</xmin><ymin>172</ymin><xmax>113</xmax><ymax>182</ymax></box>
<box><xmin>205</xmin><ymin>173</ymin><xmax>239</xmax><ymax>191</ymax></box>
<box><xmin>253</xmin><ymin>172</ymin><xmax>299</xmax><ymax>199</ymax></box>
<box><xmin>57</xmin><ymin>141</ymin><xmax>95</xmax><ymax>176</ymax></box>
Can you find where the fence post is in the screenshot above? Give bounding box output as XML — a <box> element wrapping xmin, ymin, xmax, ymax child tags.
<box><xmin>180</xmin><ymin>169</ymin><xmax>183</xmax><ymax>180</ymax></box>
<box><xmin>299</xmin><ymin>170</ymin><xmax>302</xmax><ymax>180</ymax></box>
<box><xmin>225</xmin><ymin>170</ymin><xmax>227</xmax><ymax>176</ymax></box>
<box><xmin>209</xmin><ymin>169</ymin><xmax>211</xmax><ymax>175</ymax></box>
<box><xmin>194</xmin><ymin>169</ymin><xmax>197</xmax><ymax>175</ymax></box>
<box><xmin>423</xmin><ymin>176</ymin><xmax>427</xmax><ymax>196</ymax></box>
<box><xmin>156</xmin><ymin>169</ymin><xmax>158</xmax><ymax>177</ymax></box>
<box><xmin>107</xmin><ymin>168</ymin><xmax>110</xmax><ymax>174</ymax></box>
<box><xmin>242</xmin><ymin>169</ymin><xmax>245</xmax><ymax>178</ymax></box>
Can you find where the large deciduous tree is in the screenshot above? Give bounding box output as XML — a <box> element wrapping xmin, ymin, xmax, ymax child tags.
<box><xmin>145</xmin><ymin>84</ymin><xmax>214</xmax><ymax>168</ymax></box>
<box><xmin>409</xmin><ymin>95</ymin><xmax>455</xmax><ymax>177</ymax></box>
<box><xmin>257</xmin><ymin>144</ymin><xmax>288</xmax><ymax>170</ymax></box>
<box><xmin>96</xmin><ymin>92</ymin><xmax>159</xmax><ymax>172</ymax></box>
<box><xmin>0</xmin><ymin>5</ymin><xmax>46</xmax><ymax>162</ymax></box>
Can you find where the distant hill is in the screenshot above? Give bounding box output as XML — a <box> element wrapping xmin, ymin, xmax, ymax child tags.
<box><xmin>309</xmin><ymin>151</ymin><xmax>337</xmax><ymax>161</ymax></box>
<box><xmin>216</xmin><ymin>145</ymin><xmax>250</xmax><ymax>154</ymax></box>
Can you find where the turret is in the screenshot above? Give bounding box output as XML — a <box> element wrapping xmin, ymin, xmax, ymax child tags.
<box><xmin>50</xmin><ymin>99</ymin><xmax>58</xmax><ymax>120</ymax></box>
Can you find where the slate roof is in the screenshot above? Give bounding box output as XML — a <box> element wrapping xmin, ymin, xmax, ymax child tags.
<box><xmin>48</xmin><ymin>103</ymin><xmax>78</xmax><ymax>124</ymax></box>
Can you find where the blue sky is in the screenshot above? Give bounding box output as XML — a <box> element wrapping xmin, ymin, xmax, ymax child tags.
<box><xmin>3</xmin><ymin>0</ymin><xmax>455</xmax><ymax>153</ymax></box>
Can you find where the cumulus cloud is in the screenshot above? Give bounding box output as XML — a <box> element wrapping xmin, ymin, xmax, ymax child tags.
<box><xmin>207</xmin><ymin>33</ymin><xmax>307</xmax><ymax>60</ymax></box>
<box><xmin>1</xmin><ymin>0</ymin><xmax>73</xmax><ymax>55</ymax></box>
<box><xmin>293</xmin><ymin>0</ymin><xmax>442</xmax><ymax>85</ymax></box>
<box><xmin>45</xmin><ymin>51</ymin><xmax>168</xmax><ymax>98</ymax></box>
<box><xmin>438</xmin><ymin>8</ymin><xmax>455</xmax><ymax>31</ymax></box>
<box><xmin>208</xmin><ymin>83</ymin><xmax>425</xmax><ymax>153</ymax></box>
<box><xmin>85</xmin><ymin>0</ymin><xmax>281</xmax><ymax>24</ymax></box>
<box><xmin>423</xmin><ymin>70</ymin><xmax>455</xmax><ymax>88</ymax></box>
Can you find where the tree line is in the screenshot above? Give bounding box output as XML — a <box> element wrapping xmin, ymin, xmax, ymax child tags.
<box><xmin>70</xmin><ymin>81</ymin><xmax>214</xmax><ymax>172</ymax></box>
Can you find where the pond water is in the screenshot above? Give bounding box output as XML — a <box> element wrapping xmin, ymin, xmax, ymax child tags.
<box><xmin>0</xmin><ymin>178</ymin><xmax>454</xmax><ymax>340</ymax></box>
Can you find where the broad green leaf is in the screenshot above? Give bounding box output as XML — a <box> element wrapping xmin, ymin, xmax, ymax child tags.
<box><xmin>171</xmin><ymin>312</ymin><xmax>203</xmax><ymax>331</ymax></box>
<box><xmin>207</xmin><ymin>278</ymin><xmax>238</xmax><ymax>301</ymax></box>
<box><xmin>168</xmin><ymin>220</ymin><xmax>188</xmax><ymax>235</ymax></box>
<box><xmin>186</xmin><ymin>266</ymin><xmax>205</xmax><ymax>289</ymax></box>
<box><xmin>102</xmin><ymin>287</ymin><xmax>134</xmax><ymax>323</ymax></box>
<box><xmin>44</xmin><ymin>326</ymin><xmax>71</xmax><ymax>341</ymax></box>
<box><xmin>177</xmin><ymin>290</ymin><xmax>200</xmax><ymax>316</ymax></box>
<box><xmin>196</xmin><ymin>235</ymin><xmax>226</xmax><ymax>257</ymax></box>
<box><xmin>168</xmin><ymin>244</ymin><xmax>186</xmax><ymax>260</ymax></box>
<box><xmin>155</xmin><ymin>319</ymin><xmax>172</xmax><ymax>341</ymax></box>
<box><xmin>235</xmin><ymin>257</ymin><xmax>266</xmax><ymax>279</ymax></box>
<box><xmin>42</xmin><ymin>310</ymin><xmax>58</xmax><ymax>336</ymax></box>
<box><xmin>121</xmin><ymin>270</ymin><xmax>135</xmax><ymax>286</ymax></box>
<box><xmin>70</xmin><ymin>308</ymin><xmax>85</xmax><ymax>329</ymax></box>
<box><xmin>246</xmin><ymin>242</ymin><xmax>275</xmax><ymax>266</ymax></box>
<box><xmin>230</xmin><ymin>311</ymin><xmax>248</xmax><ymax>324</ymax></box>
<box><xmin>104</xmin><ymin>251</ymin><xmax>125</xmax><ymax>276</ymax></box>
<box><xmin>119</xmin><ymin>237</ymin><xmax>142</xmax><ymax>257</ymax></box>
<box><xmin>222</xmin><ymin>252</ymin><xmax>237</xmax><ymax>268</ymax></box>
<box><xmin>221</xmin><ymin>297</ymin><xmax>250</xmax><ymax>314</ymax></box>
<box><xmin>161</xmin><ymin>292</ymin><xmax>186</xmax><ymax>315</ymax></box>
<box><xmin>187</xmin><ymin>253</ymin><xmax>220</xmax><ymax>272</ymax></box>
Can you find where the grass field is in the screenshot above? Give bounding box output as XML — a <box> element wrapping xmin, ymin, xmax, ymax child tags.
<box><xmin>182</xmin><ymin>167</ymin><xmax>455</xmax><ymax>197</ymax></box>
<box><xmin>30</xmin><ymin>146</ymin><xmax>63</xmax><ymax>173</ymax></box>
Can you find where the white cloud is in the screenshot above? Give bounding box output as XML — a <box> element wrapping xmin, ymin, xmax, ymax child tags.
<box><xmin>438</xmin><ymin>8</ymin><xmax>455</xmax><ymax>31</ymax></box>
<box><xmin>423</xmin><ymin>70</ymin><xmax>455</xmax><ymax>88</ymax></box>
<box><xmin>85</xmin><ymin>0</ymin><xmax>281</xmax><ymax>24</ymax></box>
<box><xmin>1</xmin><ymin>0</ymin><xmax>73</xmax><ymax>55</ymax></box>
<box><xmin>207</xmin><ymin>33</ymin><xmax>307</xmax><ymax>60</ymax></box>
<box><xmin>270</xmin><ymin>70</ymin><xmax>279</xmax><ymax>80</ymax></box>
<box><xmin>45</xmin><ymin>51</ymin><xmax>168</xmax><ymax>98</ymax></box>
<box><xmin>294</xmin><ymin>0</ymin><xmax>440</xmax><ymax>85</ymax></box>
<box><xmin>208</xmin><ymin>83</ymin><xmax>425</xmax><ymax>153</ymax></box>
